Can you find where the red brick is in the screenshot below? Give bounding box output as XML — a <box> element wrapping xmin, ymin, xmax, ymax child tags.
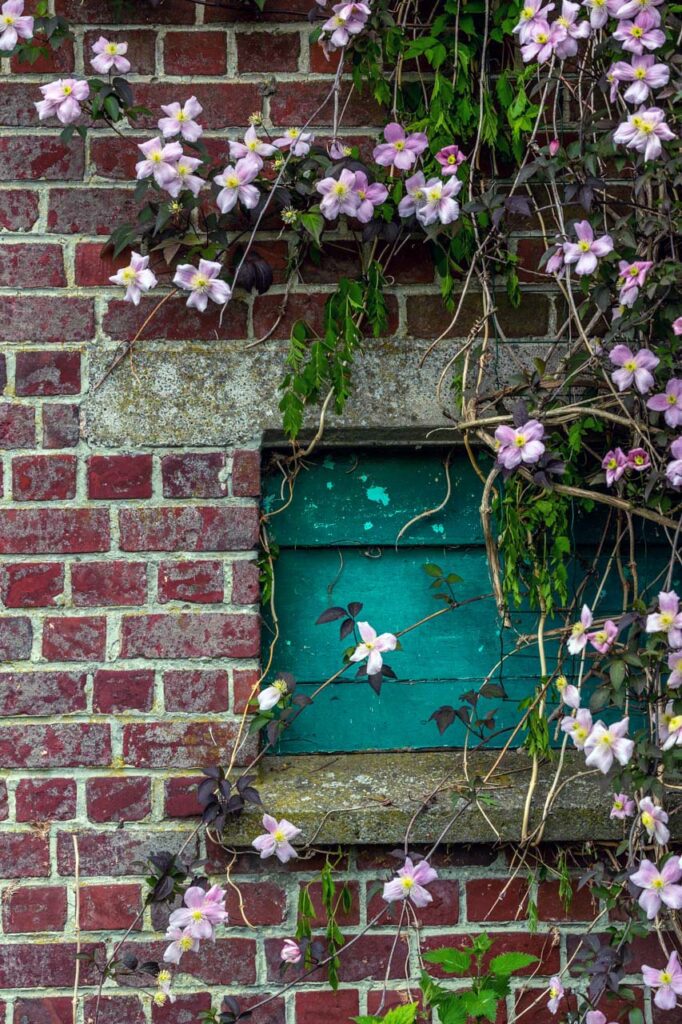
<box><xmin>232</xmin><ymin>448</ymin><xmax>261</xmax><ymax>496</ymax></box>
<box><xmin>0</xmin><ymin>136</ymin><xmax>84</xmax><ymax>181</ymax></box>
<box><xmin>0</xmin><ymin>616</ymin><xmax>32</xmax><ymax>661</ymax></box>
<box><xmin>265</xmin><ymin>933</ymin><xmax>408</xmax><ymax>982</ymax></box>
<box><xmin>42</xmin><ymin>403</ymin><xmax>80</xmax><ymax>447</ymax></box>
<box><xmin>74</xmin><ymin>242</ymin><xmax>130</xmax><ymax>286</ymax></box>
<box><xmin>0</xmin><ymin>562</ymin><xmax>64</xmax><ymax>607</ymax></box>
<box><xmin>14</xmin><ymin>997</ymin><xmax>73</xmax><ymax>1024</ymax></box>
<box><xmin>307</xmin><ymin>879</ymin><xmax>360</xmax><ymax>926</ymax></box>
<box><xmin>224</xmin><ymin>880</ymin><xmax>288</xmax><ymax>926</ymax></box>
<box><xmin>15</xmin><ymin>778</ymin><xmax>77</xmax><ymax>822</ymax></box>
<box><xmin>0</xmin><ymin>671</ymin><xmax>86</xmax><ymax>715</ymax></box>
<box><xmin>4</xmin><ymin>296</ymin><xmax>94</xmax><ymax>343</ymax></box>
<box><xmin>90</xmin><ymin>135</ymin><xmax>146</xmax><ymax>180</ymax></box>
<box><xmin>0</xmin><ymin>833</ymin><xmax>49</xmax><ymax>877</ymax></box>
<box><xmin>47</xmin><ymin>187</ymin><xmax>139</xmax><ymax>234</ymax></box>
<box><xmin>43</xmin><ymin>615</ymin><xmax>106</xmax><ymax>661</ymax></box>
<box><xmin>0</xmin><ymin>354</ymin><xmax>5</xmax><ymax>393</ymax></box>
<box><xmin>72</xmin><ymin>560</ymin><xmax>147</xmax><ymax>607</ymax></box>
<box><xmin>158</xmin><ymin>560</ymin><xmax>224</xmax><ymax>604</ymax></box>
<box><xmin>12</xmin><ymin>454</ymin><xmax>77</xmax><ymax>501</ymax></box>
<box><xmin>295</xmin><ymin>990</ymin><xmax>360</xmax><ymax>1024</ymax></box>
<box><xmin>121</xmin><ymin>936</ymin><xmax>257</xmax><ymax>985</ymax></box>
<box><xmin>57</xmin><ymin>0</ymin><xmax>193</xmax><ymax>22</ymax></box>
<box><xmin>80</xmin><ymin>883</ymin><xmax>142</xmax><ymax>931</ymax></box>
<box><xmin>10</xmin><ymin>33</ymin><xmax>74</xmax><ymax>73</ymax></box>
<box><xmin>103</xmin><ymin>294</ymin><xmax>248</xmax><ymax>341</ymax></box>
<box><xmin>87</xmin><ymin>454</ymin><xmax>153</xmax><ymax>499</ymax></box>
<box><xmin>0</xmin><ymin>942</ymin><xmax>102</xmax><ymax>987</ymax></box>
<box><xmin>538</xmin><ymin>880</ymin><xmax>599</xmax><ymax>921</ymax></box>
<box><xmin>232</xmin><ymin>560</ymin><xmax>260</xmax><ymax>604</ymax></box>
<box><xmin>164</xmin><ymin>776</ymin><xmax>203</xmax><ymax>817</ymax></box>
<box><xmin>161</xmin><ymin>452</ymin><xmax>228</xmax><ymax>498</ymax></box>
<box><xmin>0</xmin><ymin>189</ymin><xmax>39</xmax><ymax>231</ymax></box>
<box><xmin>310</xmin><ymin>40</ymin><xmax>343</xmax><ymax>72</ymax></box>
<box><xmin>86</xmin><ymin>776</ymin><xmax>152</xmax><ymax>822</ymax></box>
<box><xmin>3</xmin><ymin>886</ymin><xmax>68</xmax><ymax>933</ymax></box>
<box><xmin>0</xmin><ymin>780</ymin><xmax>7</xmax><ymax>820</ymax></box>
<box><xmin>123</xmin><ymin>721</ymin><xmax>254</xmax><ymax>769</ymax></box>
<box><xmin>121</xmin><ymin>611</ymin><xmax>259</xmax><ymax>658</ymax></box>
<box><xmin>406</xmin><ymin>293</ymin><xmax>550</xmax><ymax>340</ymax></box>
<box><xmin>57</xmin><ymin>828</ymin><xmax>197</xmax><ymax>877</ymax></box>
<box><xmin>83</xmin><ymin>28</ymin><xmax>157</xmax><ymax>73</ymax></box>
<box><xmin>93</xmin><ymin>669</ymin><xmax>154</xmax><ymax>713</ymax></box>
<box><xmin>369</xmin><ymin>879</ymin><xmax>459</xmax><ymax>926</ymax></box>
<box><xmin>0</xmin><ymin>509</ymin><xmax>110</xmax><ymax>553</ymax></box>
<box><xmin>205</xmin><ymin>0</ymin><xmax>313</xmax><ymax>20</ymax></box>
<box><xmin>164</xmin><ymin>30</ymin><xmax>226</xmax><ymax>73</ymax></box>
<box><xmin>0</xmin><ymin>724</ymin><xmax>111</xmax><ymax>767</ymax></box>
<box><xmin>82</xmin><ymin>996</ymin><xmax>146</xmax><ymax>1024</ymax></box>
<box><xmin>236</xmin><ymin>30</ymin><xmax>299</xmax><ymax>72</ymax></box>
<box><xmin>513</xmin><ymin>991</ymin><xmax>561</xmax><ymax>1024</ymax></box>
<box><xmin>15</xmin><ymin>351</ymin><xmax>81</xmax><ymax>396</ymax></box>
<box><xmin>466</xmin><ymin>877</ymin><xmax>531</xmax><ymax>922</ymax></box>
<box><xmin>223</xmin><ymin>995</ymin><xmax>284</xmax><ymax>1024</ymax></box>
<box><xmin>270</xmin><ymin>82</ymin><xmax>384</xmax><ymax>126</ymax></box>
<box><xmin>119</xmin><ymin>506</ymin><xmax>259</xmax><ymax>551</ymax></box>
<box><xmin>0</xmin><ymin>243</ymin><xmax>65</xmax><ymax>287</ymax></box>
<box><xmin>0</xmin><ymin>405</ymin><xmax>35</xmax><ymax>449</ymax></box>
<box><xmin>153</xmin><ymin>994</ymin><xmax>213</xmax><ymax>1024</ymax></box>
<box><xmin>163</xmin><ymin>669</ymin><xmax>229</xmax><ymax>711</ymax></box>
<box><xmin>233</xmin><ymin>667</ymin><xmax>260</xmax><ymax>713</ymax></box>
<box><xmin>253</xmin><ymin>291</ymin><xmax>328</xmax><ymax>339</ymax></box>
<box><xmin>128</xmin><ymin>82</ymin><xmax>261</xmax><ymax>130</ymax></box>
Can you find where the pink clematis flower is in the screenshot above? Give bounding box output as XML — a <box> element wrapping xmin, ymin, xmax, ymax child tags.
<box><xmin>666</xmin><ymin>437</ymin><xmax>682</xmax><ymax>489</ymax></box>
<box><xmin>613</xmin><ymin>107</ymin><xmax>676</xmax><ymax>161</ymax></box>
<box><xmin>228</xmin><ymin>125</ymin><xmax>276</xmax><ymax>169</ymax></box>
<box><xmin>520</xmin><ymin>19</ymin><xmax>563</xmax><ymax>63</ymax></box>
<box><xmin>0</xmin><ymin>0</ymin><xmax>32</xmax><ymax>51</ymax></box>
<box><xmin>552</xmin><ymin>1</ymin><xmax>590</xmax><ymax>59</ymax></box>
<box><xmin>568</xmin><ymin>604</ymin><xmax>593</xmax><ymax>654</ymax></box>
<box><xmin>257</xmin><ymin>678</ymin><xmax>289</xmax><ymax>712</ymax></box>
<box><xmin>435</xmin><ymin>144</ymin><xmax>466</xmax><ymax>175</ymax></box>
<box><xmin>547</xmin><ymin>976</ymin><xmax>564</xmax><ymax>1014</ymax></box>
<box><xmin>163</xmin><ymin>924</ymin><xmax>200</xmax><ymax>964</ymax></box>
<box><xmin>272</xmin><ymin>128</ymin><xmax>314</xmax><ymax>156</ymax></box>
<box><xmin>556</xmin><ymin>675</ymin><xmax>580</xmax><ymax>708</ymax></box>
<box><xmin>35</xmin><ymin>78</ymin><xmax>89</xmax><ymax>125</ymax></box>
<box><xmin>647</xmin><ymin>379</ymin><xmax>682</xmax><ymax>428</ymax></box>
<box><xmin>173</xmin><ymin>259</ymin><xmax>231</xmax><ymax>312</ymax></box>
<box><xmin>546</xmin><ymin>245</ymin><xmax>565</xmax><ymax>274</ymax></box>
<box><xmin>513</xmin><ymin>0</ymin><xmax>555</xmax><ymax>41</ymax></box>
<box><xmin>626</xmin><ymin>447</ymin><xmax>650</xmax><ymax>472</ymax></box>
<box><xmin>662</xmin><ymin>712</ymin><xmax>682</xmax><ymax>752</ymax></box>
<box><xmin>639</xmin><ymin>796</ymin><xmax>670</xmax><ymax>842</ymax></box>
<box><xmin>610</xmin><ymin>55</ymin><xmax>669</xmax><ymax>105</ymax></box>
<box><xmin>610</xmin><ymin>793</ymin><xmax>635</xmax><ymax>819</ymax></box>
<box><xmin>352</xmin><ymin>171</ymin><xmax>388</xmax><ymax>223</ymax></box>
<box><xmin>373</xmin><ymin>123</ymin><xmax>428</xmax><ymax>171</ymax></box>
<box><xmin>109</xmin><ymin>251</ymin><xmax>157</xmax><ymax>305</ymax></box>
<box><xmin>135</xmin><ymin>138</ymin><xmax>183</xmax><ymax>187</ymax></box>
<box><xmin>397</xmin><ymin>171</ymin><xmax>427</xmax><ymax>217</ymax></box>
<box><xmin>494</xmin><ymin>419</ymin><xmax>546</xmax><ymax>470</ymax></box>
<box><xmin>316</xmin><ymin>168</ymin><xmax>360</xmax><ymax>220</ymax></box>
<box><xmin>167</xmin><ymin>884</ymin><xmax>228</xmax><ymax>940</ymax></box>
<box><xmin>563</xmin><ymin>220</ymin><xmax>613</xmax><ymax>276</ymax></box>
<box><xmin>416</xmin><ymin>177</ymin><xmax>462</xmax><ymax>227</ymax></box>
<box><xmin>674</xmin><ymin>318</ymin><xmax>682</xmax><ymax>335</ymax></box>
<box><xmin>382</xmin><ymin>857</ymin><xmax>438</xmax><ymax>907</ymax></box>
<box><xmin>602</xmin><ymin>448</ymin><xmax>628</xmax><ymax>487</ymax></box>
<box><xmin>560</xmin><ymin>708</ymin><xmax>593</xmax><ymax>749</ymax></box>
<box><xmin>646</xmin><ymin>591</ymin><xmax>682</xmax><ymax>647</ymax></box>
<box><xmin>584</xmin><ymin>717</ymin><xmax>633</xmax><ymax>772</ymax></box>
<box><xmin>214</xmin><ymin>157</ymin><xmax>260</xmax><ymax>214</ymax></box>
<box><xmin>585</xmin><ymin>1013</ymin><xmax>618</xmax><ymax>1024</ymax></box>
<box><xmin>166</xmin><ymin>155</ymin><xmax>203</xmax><ymax>198</ymax></box>
<box><xmin>630</xmin><ymin>858</ymin><xmax>682</xmax><ymax>919</ymax></box>
<box><xmin>252</xmin><ymin>813</ymin><xmax>302</xmax><ymax>862</ymax></box>
<box><xmin>612</xmin><ymin>11</ymin><xmax>665</xmax><ymax>53</ymax></box>
<box><xmin>158</xmin><ymin>96</ymin><xmax>203</xmax><ymax>142</ymax></box>
<box><xmin>614</xmin><ymin>0</ymin><xmax>664</xmax><ymax>21</ymax></box>
<box><xmin>581</xmin><ymin>0</ymin><xmax>610</xmax><ymax>29</ymax></box>
<box><xmin>281</xmin><ymin>939</ymin><xmax>302</xmax><ymax>963</ymax></box>
<box><xmin>642</xmin><ymin>950</ymin><xmax>682</xmax><ymax>1010</ymax></box>
<box><xmin>667</xmin><ymin>650</ymin><xmax>682</xmax><ymax>689</ymax></box>
<box><xmin>587</xmin><ymin>620</ymin><xmax>619</xmax><ymax>654</ymax></box>
<box><xmin>90</xmin><ymin>36</ymin><xmax>131</xmax><ymax>74</ymax></box>
<box><xmin>617</xmin><ymin>259</ymin><xmax>653</xmax><ymax>301</ymax></box>
<box><xmin>609</xmin><ymin>344</ymin><xmax>659</xmax><ymax>393</ymax></box>
<box><xmin>321</xmin><ymin>0</ymin><xmax>370</xmax><ymax>49</ymax></box>
<box><xmin>349</xmin><ymin>621</ymin><xmax>397</xmax><ymax>676</ymax></box>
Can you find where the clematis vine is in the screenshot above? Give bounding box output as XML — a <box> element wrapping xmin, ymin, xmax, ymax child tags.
<box><xmin>273</xmin><ymin>128</ymin><xmax>314</xmax><ymax>156</ymax></box>
<box><xmin>630</xmin><ymin>857</ymin><xmax>682</xmax><ymax>919</ymax></box>
<box><xmin>547</xmin><ymin>976</ymin><xmax>564</xmax><ymax>1014</ymax></box>
<box><xmin>567</xmin><ymin>605</ymin><xmax>592</xmax><ymax>654</ymax></box>
<box><xmin>214</xmin><ymin>158</ymin><xmax>260</xmax><ymax>213</ymax></box>
<box><xmin>560</xmin><ymin>708</ymin><xmax>593</xmax><ymax>749</ymax></box>
<box><xmin>281</xmin><ymin>939</ymin><xmax>302</xmax><ymax>964</ymax></box>
<box><xmin>373</xmin><ymin>122</ymin><xmax>428</xmax><ymax>170</ymax></box>
<box><xmin>646</xmin><ymin>591</ymin><xmax>682</xmax><ymax>647</ymax></box>
<box><xmin>35</xmin><ymin>78</ymin><xmax>89</xmax><ymax>125</ymax></box>
<box><xmin>173</xmin><ymin>259</ymin><xmax>231</xmax><ymax>312</ymax></box>
<box><xmin>320</xmin><ymin>0</ymin><xmax>371</xmax><ymax>50</ymax></box>
<box><xmin>612</xmin><ymin>11</ymin><xmax>665</xmax><ymax>54</ymax></box>
<box><xmin>135</xmin><ymin>138</ymin><xmax>183</xmax><ymax>188</ymax></box>
<box><xmin>610</xmin><ymin>55</ymin><xmax>669</xmax><ymax>105</ymax></box>
<box><xmin>257</xmin><ymin>677</ymin><xmax>289</xmax><ymax>712</ymax></box>
<box><xmin>587</xmin><ymin>619</ymin><xmax>618</xmax><ymax>654</ymax></box>
<box><xmin>416</xmin><ymin>177</ymin><xmax>462</xmax><ymax>227</ymax></box>
<box><xmin>563</xmin><ymin>220</ymin><xmax>614</xmax><ymax>276</ymax></box>
<box><xmin>660</xmin><ymin>704</ymin><xmax>682</xmax><ymax>751</ymax></box>
<box><xmin>666</xmin><ymin>437</ymin><xmax>682</xmax><ymax>489</ymax></box>
<box><xmin>668</xmin><ymin>650</ymin><xmax>682</xmax><ymax>689</ymax></box>
<box><xmin>166</xmin><ymin>155</ymin><xmax>204</xmax><ymax>199</ymax></box>
<box><xmin>349</xmin><ymin>621</ymin><xmax>397</xmax><ymax>676</ymax></box>
<box><xmin>163</xmin><ymin>924</ymin><xmax>200</xmax><ymax>964</ymax></box>
<box><xmin>556</xmin><ymin>674</ymin><xmax>580</xmax><ymax>708</ymax></box>
<box><xmin>513</xmin><ymin>0</ymin><xmax>556</xmax><ymax>42</ymax></box>
<box><xmin>352</xmin><ymin>171</ymin><xmax>388</xmax><ymax>223</ymax></box>
<box><xmin>109</xmin><ymin>252</ymin><xmax>157</xmax><ymax>306</ymax></box>
<box><xmin>609</xmin><ymin>344</ymin><xmax>659</xmax><ymax>393</ymax></box>
<box><xmin>610</xmin><ymin>793</ymin><xmax>635</xmax><ymax>819</ymax></box>
<box><xmin>583</xmin><ymin>717</ymin><xmax>633</xmax><ymax>772</ymax></box>
<box><xmin>602</xmin><ymin>448</ymin><xmax>628</xmax><ymax>487</ymax></box>
<box><xmin>494</xmin><ymin>419</ymin><xmax>546</xmax><ymax>470</ymax></box>
<box><xmin>228</xmin><ymin>125</ymin><xmax>276</xmax><ymax>168</ymax></box>
<box><xmin>158</xmin><ymin>96</ymin><xmax>204</xmax><ymax>142</ymax></box>
<box><xmin>167</xmin><ymin>884</ymin><xmax>228</xmax><ymax>940</ymax></box>
<box><xmin>317</xmin><ymin>168</ymin><xmax>360</xmax><ymax>220</ymax></box>
<box><xmin>552</xmin><ymin>1</ymin><xmax>590</xmax><ymax>59</ymax></box>
<box><xmin>642</xmin><ymin>950</ymin><xmax>682</xmax><ymax>1010</ymax></box>
<box><xmin>90</xmin><ymin>36</ymin><xmax>131</xmax><ymax>74</ymax></box>
<box><xmin>647</xmin><ymin>379</ymin><xmax>682</xmax><ymax>428</ymax></box>
<box><xmin>639</xmin><ymin>797</ymin><xmax>670</xmax><ymax>843</ymax></box>
<box><xmin>613</xmin><ymin>108</ymin><xmax>676</xmax><ymax>161</ymax></box>
<box><xmin>0</xmin><ymin>0</ymin><xmax>33</xmax><ymax>51</ymax></box>
<box><xmin>397</xmin><ymin>171</ymin><xmax>427</xmax><ymax>217</ymax></box>
<box><xmin>435</xmin><ymin>144</ymin><xmax>466</xmax><ymax>175</ymax></box>
<box><xmin>252</xmin><ymin>814</ymin><xmax>302</xmax><ymax>862</ymax></box>
<box><xmin>382</xmin><ymin>857</ymin><xmax>438</xmax><ymax>907</ymax></box>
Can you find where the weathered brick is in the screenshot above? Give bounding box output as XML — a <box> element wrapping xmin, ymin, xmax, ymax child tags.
<box><xmin>163</xmin><ymin>669</ymin><xmax>229</xmax><ymax>711</ymax></box>
<box><xmin>0</xmin><ymin>671</ymin><xmax>86</xmax><ymax>715</ymax></box>
<box><xmin>233</xmin><ymin>667</ymin><xmax>260</xmax><ymax>713</ymax></box>
<box><xmin>164</xmin><ymin>776</ymin><xmax>203</xmax><ymax>817</ymax></box>
<box><xmin>158</xmin><ymin>560</ymin><xmax>224</xmax><ymax>604</ymax></box>
<box><xmin>0</xmin><ymin>562</ymin><xmax>64</xmax><ymax>607</ymax></box>
<box><xmin>0</xmin><ymin>405</ymin><xmax>35</xmax><ymax>449</ymax></box>
<box><xmin>152</xmin><ymin>994</ymin><xmax>213</xmax><ymax>1024</ymax></box>
<box><xmin>164</xmin><ymin>30</ymin><xmax>226</xmax><ymax>73</ymax></box>
<box><xmin>15</xmin><ymin>350</ymin><xmax>81</xmax><ymax>396</ymax></box>
<box><xmin>3</xmin><ymin>296</ymin><xmax>95</xmax><ymax>343</ymax></box>
<box><xmin>120</xmin><ymin>937</ymin><xmax>257</xmax><ymax>985</ymax></box>
<box><xmin>295</xmin><ymin>990</ymin><xmax>360</xmax><ymax>1024</ymax></box>
<box><xmin>88</xmin><ymin>454</ymin><xmax>153</xmax><ymax>499</ymax></box>
<box><xmin>86</xmin><ymin>776</ymin><xmax>152</xmax><ymax>822</ymax></box>
<box><xmin>119</xmin><ymin>506</ymin><xmax>259</xmax><ymax>551</ymax></box>
<box><xmin>80</xmin><ymin>883</ymin><xmax>142</xmax><ymax>931</ymax></box>
<box><xmin>10</xmin><ymin>33</ymin><xmax>74</xmax><ymax>73</ymax></box>
<box><xmin>82</xmin><ymin>996</ymin><xmax>146</xmax><ymax>1024</ymax></box>
<box><xmin>0</xmin><ymin>941</ymin><xmax>103</xmax><ymax>987</ymax></box>
<box><xmin>0</xmin><ymin>136</ymin><xmax>84</xmax><ymax>181</ymax></box>
<box><xmin>3</xmin><ymin>886</ymin><xmax>68</xmax><ymax>933</ymax></box>
<box><xmin>0</xmin><ymin>780</ymin><xmax>7</xmax><ymax>820</ymax></box>
<box><xmin>538</xmin><ymin>880</ymin><xmax>599</xmax><ymax>921</ymax></box>
<box><xmin>93</xmin><ymin>668</ymin><xmax>154</xmax><ymax>713</ymax></box>
<box><xmin>15</xmin><ymin>778</ymin><xmax>77</xmax><ymax>822</ymax></box>
<box><xmin>0</xmin><ymin>189</ymin><xmax>40</xmax><ymax>231</ymax></box>
<box><xmin>0</xmin><ymin>616</ymin><xmax>32</xmax><ymax>661</ymax></box>
<box><xmin>231</xmin><ymin>560</ymin><xmax>260</xmax><ymax>604</ymax></box>
<box><xmin>56</xmin><ymin>0</ymin><xmax>193</xmax><ymax>22</ymax></box>
<box><xmin>265</xmin><ymin>933</ymin><xmax>408</xmax><ymax>982</ymax></box>
<box><xmin>406</xmin><ymin>292</ymin><xmax>551</xmax><ymax>339</ymax></box>
<box><xmin>72</xmin><ymin>560</ymin><xmax>147</xmax><ymax>607</ymax></box>
<box><xmin>205</xmin><ymin>0</ymin><xmax>312</xmax><ymax>21</ymax></box>
<box><xmin>13</xmin><ymin>997</ymin><xmax>73</xmax><ymax>1024</ymax></box>
<box><xmin>128</xmin><ymin>82</ymin><xmax>261</xmax><ymax>130</ymax></box>
<box><xmin>0</xmin><ymin>509</ymin><xmax>110</xmax><ymax>553</ymax></box>
<box><xmin>0</xmin><ymin>242</ymin><xmax>65</xmax><ymax>287</ymax></box>
<box><xmin>232</xmin><ymin>448</ymin><xmax>261</xmax><ymax>496</ymax></box>
<box><xmin>270</xmin><ymin>82</ymin><xmax>384</xmax><ymax>126</ymax></box>
<box><xmin>0</xmin><ymin>833</ymin><xmax>50</xmax><ymax>878</ymax></box>
<box><xmin>57</xmin><ymin>828</ymin><xmax>198</xmax><ymax>877</ymax></box>
<box><xmin>74</xmin><ymin>242</ymin><xmax>130</xmax><ymax>286</ymax></box>
<box><xmin>161</xmin><ymin>452</ymin><xmax>228</xmax><ymax>498</ymax></box>
<box><xmin>466</xmin><ymin>877</ymin><xmax>530</xmax><ymax>922</ymax></box>
<box><xmin>123</xmin><ymin>721</ymin><xmax>253</xmax><ymax>768</ymax></box>
<box><xmin>12</xmin><ymin>454</ymin><xmax>77</xmax><ymax>500</ymax></box>
<box><xmin>224</xmin><ymin>881</ymin><xmax>288</xmax><ymax>926</ymax></box>
<box><xmin>121</xmin><ymin>611</ymin><xmax>259</xmax><ymax>658</ymax></box>
<box><xmin>43</xmin><ymin>615</ymin><xmax>107</xmax><ymax>661</ymax></box>
<box><xmin>47</xmin><ymin>186</ymin><xmax>139</xmax><ymax>234</ymax></box>
<box><xmin>0</xmin><ymin>724</ymin><xmax>111</xmax><ymax>767</ymax></box>
<box><xmin>103</xmin><ymin>294</ymin><xmax>248</xmax><ymax>341</ymax></box>
<box><xmin>369</xmin><ymin>878</ymin><xmax>458</xmax><ymax>926</ymax></box>
<box><xmin>42</xmin><ymin>403</ymin><xmax>80</xmax><ymax>447</ymax></box>
<box><xmin>236</xmin><ymin>30</ymin><xmax>299</xmax><ymax>72</ymax></box>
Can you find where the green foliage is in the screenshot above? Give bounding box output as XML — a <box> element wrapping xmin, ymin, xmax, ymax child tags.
<box><xmin>353</xmin><ymin>1005</ymin><xmax>419</xmax><ymax>1024</ymax></box>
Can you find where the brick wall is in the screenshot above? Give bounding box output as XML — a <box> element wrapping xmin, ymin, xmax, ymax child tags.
<box><xmin>0</xmin><ymin>2</ymin><xmax>637</xmax><ymax>1021</ymax></box>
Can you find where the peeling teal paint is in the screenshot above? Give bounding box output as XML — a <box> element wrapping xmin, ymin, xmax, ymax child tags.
<box><xmin>431</xmin><ymin>524</ymin><xmax>445</xmax><ymax>534</ymax></box>
<box><xmin>326</xmin><ymin>482</ymin><xmax>334</xmax><ymax>490</ymax></box>
<box><xmin>363</xmin><ymin>522</ymin><xmax>374</xmax><ymax>531</ymax></box>
<box><xmin>366</xmin><ymin>485</ymin><xmax>390</xmax><ymax>506</ymax></box>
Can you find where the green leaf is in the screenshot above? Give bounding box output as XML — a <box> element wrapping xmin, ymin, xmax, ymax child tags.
<box><xmin>489</xmin><ymin>951</ymin><xmax>538</xmax><ymax>975</ymax></box>
<box><xmin>299</xmin><ymin>211</ymin><xmax>325</xmax><ymax>247</ymax></box>
<box><xmin>423</xmin><ymin>563</ymin><xmax>443</xmax><ymax>578</ymax></box>
<box><xmin>353</xmin><ymin>1005</ymin><xmax>418</xmax><ymax>1024</ymax></box>
<box><xmin>464</xmin><ymin>988</ymin><xmax>499</xmax><ymax>1022</ymax></box>
<box><xmin>423</xmin><ymin>947</ymin><xmax>472</xmax><ymax>974</ymax></box>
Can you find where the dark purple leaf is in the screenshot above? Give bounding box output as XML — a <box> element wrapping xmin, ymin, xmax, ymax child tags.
<box><xmin>381</xmin><ymin>663</ymin><xmax>397</xmax><ymax>679</ymax></box>
<box><xmin>339</xmin><ymin>617</ymin><xmax>355</xmax><ymax>639</ymax></box>
<box><xmin>316</xmin><ymin>606</ymin><xmax>348</xmax><ymax>624</ymax></box>
<box><xmin>347</xmin><ymin>601</ymin><xmax>363</xmax><ymax>617</ymax></box>
<box><xmin>197</xmin><ymin>778</ymin><xmax>218</xmax><ymax>805</ymax></box>
<box><xmin>429</xmin><ymin>705</ymin><xmax>456</xmax><ymax>735</ymax></box>
<box><xmin>368</xmin><ymin>671</ymin><xmax>383</xmax><ymax>694</ymax></box>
